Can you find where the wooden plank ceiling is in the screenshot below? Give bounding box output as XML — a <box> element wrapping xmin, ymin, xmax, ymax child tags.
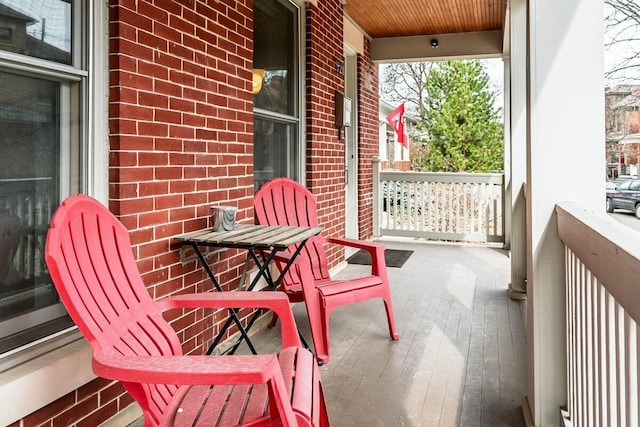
<box><xmin>344</xmin><ymin>0</ymin><xmax>506</xmax><ymax>39</ymax></box>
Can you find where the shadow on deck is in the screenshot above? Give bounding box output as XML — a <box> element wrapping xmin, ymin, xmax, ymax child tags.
<box><xmin>251</xmin><ymin>239</ymin><xmax>526</xmax><ymax>427</ymax></box>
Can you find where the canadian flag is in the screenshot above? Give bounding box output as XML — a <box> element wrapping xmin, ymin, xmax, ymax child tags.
<box><xmin>386</xmin><ymin>103</ymin><xmax>408</xmax><ymax>147</ymax></box>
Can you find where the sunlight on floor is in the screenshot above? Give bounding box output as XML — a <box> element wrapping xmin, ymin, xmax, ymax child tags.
<box><xmin>445</xmin><ymin>263</ymin><xmax>476</xmax><ymax>310</ymax></box>
<box><xmin>403</xmin><ymin>325</ymin><xmax>465</xmax><ymax>426</ymax></box>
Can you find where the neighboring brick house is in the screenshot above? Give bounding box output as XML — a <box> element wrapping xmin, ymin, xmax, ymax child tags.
<box><xmin>0</xmin><ymin>1</ymin><xmax>380</xmax><ymax>425</ymax></box>
<box><xmin>605</xmin><ymin>84</ymin><xmax>640</xmax><ymax>178</ymax></box>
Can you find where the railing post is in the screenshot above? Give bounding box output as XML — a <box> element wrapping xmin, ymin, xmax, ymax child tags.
<box><xmin>502</xmin><ymin>173</ymin><xmax>507</xmax><ymax>249</ymax></box>
<box><xmin>372</xmin><ymin>156</ymin><xmax>380</xmax><ymax>237</ymax></box>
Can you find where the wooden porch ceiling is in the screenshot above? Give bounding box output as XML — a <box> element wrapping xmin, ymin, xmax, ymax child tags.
<box><xmin>343</xmin><ymin>0</ymin><xmax>507</xmax><ymax>62</ymax></box>
<box><xmin>344</xmin><ymin>0</ymin><xmax>506</xmax><ymax>39</ymax></box>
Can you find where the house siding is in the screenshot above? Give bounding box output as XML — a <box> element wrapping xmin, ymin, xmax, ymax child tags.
<box><xmin>14</xmin><ymin>0</ymin><xmax>378</xmax><ymax>424</ymax></box>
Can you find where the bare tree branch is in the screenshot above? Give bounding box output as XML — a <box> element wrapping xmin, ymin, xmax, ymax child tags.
<box><xmin>605</xmin><ymin>0</ymin><xmax>640</xmax><ymax>82</ymax></box>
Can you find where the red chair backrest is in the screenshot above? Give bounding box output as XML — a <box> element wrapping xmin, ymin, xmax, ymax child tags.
<box><xmin>254</xmin><ymin>178</ymin><xmax>331</xmax><ymax>285</ymax></box>
<box><xmin>45</xmin><ymin>195</ymin><xmax>181</xmax><ymax>425</ymax></box>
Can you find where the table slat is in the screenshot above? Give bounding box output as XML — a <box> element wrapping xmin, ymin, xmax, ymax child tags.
<box><xmin>175</xmin><ymin>225</ymin><xmax>322</xmax><ymax>250</ymax></box>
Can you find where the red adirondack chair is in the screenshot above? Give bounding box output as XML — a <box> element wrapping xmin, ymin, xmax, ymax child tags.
<box><xmin>254</xmin><ymin>178</ymin><xmax>399</xmax><ymax>364</ymax></box>
<box><xmin>44</xmin><ymin>194</ymin><xmax>329</xmax><ymax>427</ymax></box>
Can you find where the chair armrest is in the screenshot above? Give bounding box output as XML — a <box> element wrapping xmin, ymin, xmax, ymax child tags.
<box><xmin>326</xmin><ymin>237</ymin><xmax>388</xmax><ymax>278</ymax></box>
<box><xmin>326</xmin><ymin>236</ymin><xmax>385</xmax><ymax>252</ymax></box>
<box><xmin>93</xmin><ymin>352</ymin><xmax>282</xmax><ymax>385</ymax></box>
<box><xmin>271</xmin><ymin>251</ymin><xmax>293</xmax><ymax>264</ymax></box>
<box><xmin>158</xmin><ymin>292</ymin><xmax>300</xmax><ymax>348</ymax></box>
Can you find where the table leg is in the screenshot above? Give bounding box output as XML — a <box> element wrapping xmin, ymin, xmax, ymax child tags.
<box><xmin>245</xmin><ymin>249</ymin><xmax>277</xmax><ymax>291</ymax></box>
<box><xmin>189</xmin><ymin>243</ymin><xmax>258</xmax><ymax>355</ymax></box>
<box><xmin>228</xmin><ymin>306</ymin><xmax>311</xmax><ymax>354</ymax></box>
<box><xmin>244</xmin><ymin>247</ymin><xmax>315</xmax><ymax>353</ymax></box>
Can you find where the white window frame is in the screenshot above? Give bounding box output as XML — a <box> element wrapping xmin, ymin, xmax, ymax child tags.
<box><xmin>0</xmin><ymin>1</ymin><xmax>108</xmax><ymax>423</ymax></box>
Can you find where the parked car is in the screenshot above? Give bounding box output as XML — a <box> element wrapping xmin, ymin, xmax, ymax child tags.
<box><xmin>606</xmin><ymin>179</ymin><xmax>640</xmax><ymax>218</ymax></box>
<box><xmin>605</xmin><ymin>181</ymin><xmax>617</xmax><ymax>190</ymax></box>
<box><xmin>613</xmin><ymin>175</ymin><xmax>634</xmax><ymax>185</ymax></box>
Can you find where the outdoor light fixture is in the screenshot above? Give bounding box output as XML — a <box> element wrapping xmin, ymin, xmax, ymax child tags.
<box><xmin>430</xmin><ymin>38</ymin><xmax>439</xmax><ymax>48</ymax></box>
<box><xmin>252</xmin><ymin>68</ymin><xmax>266</xmax><ymax>94</ymax></box>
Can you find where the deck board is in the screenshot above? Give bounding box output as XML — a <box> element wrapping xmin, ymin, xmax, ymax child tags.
<box><xmin>243</xmin><ymin>241</ymin><xmax>526</xmax><ymax>427</ymax></box>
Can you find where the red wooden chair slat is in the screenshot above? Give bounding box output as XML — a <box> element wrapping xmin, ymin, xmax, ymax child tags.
<box><xmin>45</xmin><ymin>194</ymin><xmax>330</xmax><ymax>427</ymax></box>
<box><xmin>254</xmin><ymin>178</ymin><xmax>400</xmax><ymax>364</ymax></box>
<box><xmin>171</xmin><ymin>385</ymin><xmax>212</xmax><ymax>425</ymax></box>
<box><xmin>217</xmin><ymin>384</ymin><xmax>253</xmax><ymax>426</ymax></box>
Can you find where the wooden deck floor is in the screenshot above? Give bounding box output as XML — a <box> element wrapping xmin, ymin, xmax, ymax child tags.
<box><xmin>250</xmin><ymin>240</ymin><xmax>526</xmax><ymax>427</ymax></box>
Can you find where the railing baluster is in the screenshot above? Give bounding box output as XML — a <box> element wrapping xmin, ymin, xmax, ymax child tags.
<box><xmin>419</xmin><ymin>181</ymin><xmax>425</xmax><ymax>231</ymax></box>
<box><xmin>426</xmin><ymin>181</ymin><xmax>431</xmax><ymax>232</ymax></box>
<box><xmin>636</xmin><ymin>324</ymin><xmax>640</xmax><ymax>427</ymax></box>
<box><xmin>462</xmin><ymin>182</ymin><xmax>467</xmax><ymax>233</ymax></box>
<box><xmin>589</xmin><ymin>271</ymin><xmax>597</xmax><ymax>426</ymax></box>
<box><xmin>598</xmin><ymin>282</ymin><xmax>606</xmax><ymax>427</ymax></box>
<box><xmin>618</xmin><ymin>303</ymin><xmax>626</xmax><ymax>427</ymax></box>
<box><xmin>566</xmin><ymin>248</ymin><xmax>575</xmax><ymax>423</ymax></box>
<box><xmin>626</xmin><ymin>314</ymin><xmax>638</xmax><ymax>427</ymax></box>
<box><xmin>609</xmin><ymin>292</ymin><xmax>618</xmax><ymax>427</ymax></box>
<box><xmin>578</xmin><ymin>261</ymin><xmax>585</xmax><ymax>424</ymax></box>
<box><xmin>434</xmin><ymin>182</ymin><xmax>440</xmax><ymax>233</ymax></box>
<box><xmin>446</xmin><ymin>181</ymin><xmax>451</xmax><ymax>233</ymax></box>
<box><xmin>592</xmin><ymin>274</ymin><xmax>600</xmax><ymax>427</ymax></box>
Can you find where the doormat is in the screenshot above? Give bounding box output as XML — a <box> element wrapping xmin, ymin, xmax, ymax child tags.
<box><xmin>347</xmin><ymin>249</ymin><xmax>414</xmax><ymax>268</ymax></box>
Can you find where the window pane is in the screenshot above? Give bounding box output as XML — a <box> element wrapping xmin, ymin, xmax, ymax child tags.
<box><xmin>253</xmin><ymin>0</ymin><xmax>296</xmax><ymax>116</ymax></box>
<box><xmin>255</xmin><ymin>72</ymin><xmax>289</xmax><ymax>115</ymax></box>
<box><xmin>253</xmin><ymin>0</ymin><xmax>300</xmax><ymax>190</ymax></box>
<box><xmin>0</xmin><ymin>0</ymin><xmax>72</xmax><ymax>65</ymax></box>
<box><xmin>254</xmin><ymin>119</ymin><xmax>298</xmax><ymax>190</ymax></box>
<box><xmin>0</xmin><ymin>71</ymin><xmax>74</xmax><ymax>352</ymax></box>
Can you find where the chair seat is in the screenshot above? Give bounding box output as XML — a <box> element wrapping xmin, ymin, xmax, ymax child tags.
<box><xmin>169</xmin><ymin>347</ymin><xmax>322</xmax><ymax>427</ymax></box>
<box><xmin>316</xmin><ymin>276</ymin><xmax>382</xmax><ymax>297</ymax></box>
<box><xmin>280</xmin><ymin>276</ymin><xmax>382</xmax><ymax>299</ymax></box>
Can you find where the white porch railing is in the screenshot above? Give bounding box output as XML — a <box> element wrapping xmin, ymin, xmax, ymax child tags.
<box><xmin>373</xmin><ymin>163</ymin><xmax>504</xmax><ymax>243</ymax></box>
<box><xmin>557</xmin><ymin>202</ymin><xmax>640</xmax><ymax>427</ymax></box>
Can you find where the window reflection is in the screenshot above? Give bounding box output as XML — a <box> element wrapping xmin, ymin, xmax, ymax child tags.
<box><xmin>254</xmin><ymin>119</ymin><xmax>297</xmax><ymax>191</ymax></box>
<box><xmin>0</xmin><ymin>0</ymin><xmax>72</xmax><ymax>65</ymax></box>
<box><xmin>255</xmin><ymin>73</ymin><xmax>289</xmax><ymax>115</ymax></box>
<box><xmin>0</xmin><ymin>70</ymin><xmax>66</xmax><ymax>351</ymax></box>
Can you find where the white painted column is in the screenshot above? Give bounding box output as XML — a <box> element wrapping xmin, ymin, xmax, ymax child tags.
<box><xmin>525</xmin><ymin>0</ymin><xmax>604</xmax><ymax>425</ymax></box>
<box><xmin>508</xmin><ymin>0</ymin><xmax>528</xmax><ymax>300</ymax></box>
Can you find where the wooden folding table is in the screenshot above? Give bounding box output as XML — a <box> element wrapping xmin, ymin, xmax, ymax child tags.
<box><xmin>175</xmin><ymin>224</ymin><xmax>322</xmax><ymax>355</ymax></box>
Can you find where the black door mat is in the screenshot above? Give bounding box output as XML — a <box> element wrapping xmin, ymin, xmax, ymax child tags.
<box><xmin>347</xmin><ymin>249</ymin><xmax>413</xmax><ymax>268</ymax></box>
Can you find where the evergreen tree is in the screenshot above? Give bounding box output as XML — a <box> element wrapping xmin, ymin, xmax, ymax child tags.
<box><xmin>419</xmin><ymin>60</ymin><xmax>503</xmax><ymax>172</ymax></box>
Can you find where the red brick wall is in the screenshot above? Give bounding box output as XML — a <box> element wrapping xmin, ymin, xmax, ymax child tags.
<box><xmin>108</xmin><ymin>0</ymin><xmax>255</xmax><ymax>343</ymax></box>
<box><xmin>305</xmin><ymin>0</ymin><xmax>346</xmax><ymax>267</ymax></box>
<box><xmin>356</xmin><ymin>39</ymin><xmax>379</xmax><ymax>240</ymax></box>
